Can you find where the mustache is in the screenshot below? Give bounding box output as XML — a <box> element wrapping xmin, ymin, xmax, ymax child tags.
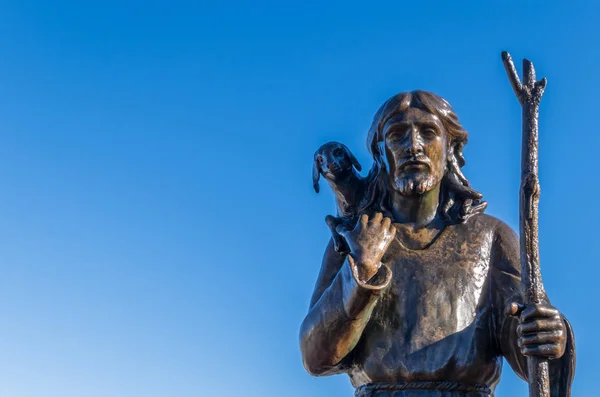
<box><xmin>396</xmin><ymin>155</ymin><xmax>431</xmax><ymax>170</ymax></box>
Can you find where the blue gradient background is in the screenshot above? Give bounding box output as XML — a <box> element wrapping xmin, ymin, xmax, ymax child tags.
<box><xmin>0</xmin><ymin>1</ymin><xmax>596</xmax><ymax>396</ymax></box>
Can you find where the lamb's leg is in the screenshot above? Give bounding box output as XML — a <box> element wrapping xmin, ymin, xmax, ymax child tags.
<box><xmin>325</xmin><ymin>215</ymin><xmax>349</xmax><ymax>254</ymax></box>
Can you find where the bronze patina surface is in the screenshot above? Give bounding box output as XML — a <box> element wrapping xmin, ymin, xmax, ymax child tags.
<box><xmin>300</xmin><ymin>71</ymin><xmax>575</xmax><ymax>396</ymax></box>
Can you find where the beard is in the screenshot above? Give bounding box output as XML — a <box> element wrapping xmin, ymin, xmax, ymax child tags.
<box><xmin>391</xmin><ymin>172</ymin><xmax>441</xmax><ymax>196</ymax></box>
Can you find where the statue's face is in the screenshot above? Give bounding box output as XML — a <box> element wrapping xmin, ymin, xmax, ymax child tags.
<box><xmin>382</xmin><ymin>107</ymin><xmax>448</xmax><ymax>196</ymax></box>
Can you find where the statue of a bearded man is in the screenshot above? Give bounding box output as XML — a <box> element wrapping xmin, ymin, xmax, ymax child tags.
<box><xmin>300</xmin><ymin>91</ymin><xmax>575</xmax><ymax>397</ymax></box>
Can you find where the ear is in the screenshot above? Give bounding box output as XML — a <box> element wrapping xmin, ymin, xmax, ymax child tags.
<box><xmin>343</xmin><ymin>144</ymin><xmax>362</xmax><ymax>172</ymax></box>
<box><xmin>312</xmin><ymin>158</ymin><xmax>321</xmax><ymax>193</ymax></box>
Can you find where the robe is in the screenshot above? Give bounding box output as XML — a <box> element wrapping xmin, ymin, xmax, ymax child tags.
<box><xmin>299</xmin><ymin>214</ymin><xmax>575</xmax><ymax>397</ymax></box>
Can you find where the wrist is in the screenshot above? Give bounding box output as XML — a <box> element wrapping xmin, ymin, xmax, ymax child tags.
<box><xmin>349</xmin><ymin>253</ymin><xmax>380</xmax><ymax>282</ymax></box>
<box><xmin>346</xmin><ymin>255</ymin><xmax>391</xmax><ymax>290</ymax></box>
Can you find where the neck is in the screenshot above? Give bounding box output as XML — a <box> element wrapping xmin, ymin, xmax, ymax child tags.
<box><xmin>390</xmin><ymin>183</ymin><xmax>441</xmax><ymax>228</ymax></box>
<box><xmin>328</xmin><ymin>169</ymin><xmax>361</xmax><ymax>197</ymax></box>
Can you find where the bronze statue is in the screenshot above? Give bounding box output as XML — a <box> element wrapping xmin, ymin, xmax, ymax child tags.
<box><xmin>300</xmin><ymin>56</ymin><xmax>575</xmax><ymax>397</ymax></box>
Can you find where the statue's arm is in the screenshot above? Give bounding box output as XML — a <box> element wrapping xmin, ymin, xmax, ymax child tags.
<box><xmin>299</xmin><ymin>238</ymin><xmax>391</xmax><ymax>376</ymax></box>
<box><xmin>492</xmin><ymin>221</ymin><xmax>576</xmax><ymax>396</ymax></box>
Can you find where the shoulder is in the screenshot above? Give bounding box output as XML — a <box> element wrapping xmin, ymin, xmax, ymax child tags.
<box><xmin>465</xmin><ymin>213</ymin><xmax>518</xmax><ymax>243</ymax></box>
<box><xmin>466</xmin><ymin>214</ymin><xmax>520</xmax><ymax>275</ymax></box>
<box><xmin>460</xmin><ymin>213</ymin><xmax>520</xmax><ymax>266</ymax></box>
<box><xmin>448</xmin><ymin>213</ymin><xmax>515</xmax><ymax>242</ymax></box>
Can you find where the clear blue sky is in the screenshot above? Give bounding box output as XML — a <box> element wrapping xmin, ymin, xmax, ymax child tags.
<box><xmin>0</xmin><ymin>1</ymin><xmax>596</xmax><ymax>396</ymax></box>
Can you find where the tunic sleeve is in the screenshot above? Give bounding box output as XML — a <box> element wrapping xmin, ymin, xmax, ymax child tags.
<box><xmin>299</xmin><ymin>238</ymin><xmax>391</xmax><ymax>376</ymax></box>
<box><xmin>491</xmin><ymin>220</ymin><xmax>576</xmax><ymax>397</ymax></box>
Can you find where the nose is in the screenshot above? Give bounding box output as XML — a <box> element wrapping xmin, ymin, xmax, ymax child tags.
<box><xmin>404</xmin><ymin>127</ymin><xmax>423</xmax><ymax>156</ymax></box>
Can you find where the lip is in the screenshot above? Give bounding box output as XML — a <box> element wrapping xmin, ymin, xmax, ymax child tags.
<box><xmin>399</xmin><ymin>160</ymin><xmax>429</xmax><ymax>170</ymax></box>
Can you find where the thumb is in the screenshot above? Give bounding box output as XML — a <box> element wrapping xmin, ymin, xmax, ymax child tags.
<box><xmin>506</xmin><ymin>302</ymin><xmax>526</xmax><ymax>317</ymax></box>
<box><xmin>336</xmin><ymin>223</ymin><xmax>350</xmax><ymax>236</ymax></box>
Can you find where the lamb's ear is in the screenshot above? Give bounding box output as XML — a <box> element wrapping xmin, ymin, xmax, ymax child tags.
<box><xmin>343</xmin><ymin>144</ymin><xmax>362</xmax><ymax>172</ymax></box>
<box><xmin>312</xmin><ymin>159</ymin><xmax>321</xmax><ymax>193</ymax></box>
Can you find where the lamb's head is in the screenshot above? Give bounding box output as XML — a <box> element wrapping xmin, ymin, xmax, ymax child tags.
<box><xmin>312</xmin><ymin>142</ymin><xmax>362</xmax><ymax>193</ymax></box>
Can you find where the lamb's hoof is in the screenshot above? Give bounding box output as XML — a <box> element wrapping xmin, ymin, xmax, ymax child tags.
<box><xmin>334</xmin><ymin>242</ymin><xmax>350</xmax><ymax>255</ymax></box>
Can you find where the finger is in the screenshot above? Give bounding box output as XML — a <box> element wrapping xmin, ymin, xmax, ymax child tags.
<box><xmin>518</xmin><ymin>318</ymin><xmax>564</xmax><ymax>335</ymax></box>
<box><xmin>359</xmin><ymin>214</ymin><xmax>369</xmax><ymax>227</ymax></box>
<box><xmin>521</xmin><ymin>305</ymin><xmax>560</xmax><ymax>321</ymax></box>
<box><xmin>382</xmin><ymin>216</ymin><xmax>391</xmax><ymax>228</ymax></box>
<box><xmin>518</xmin><ymin>331</ymin><xmax>563</xmax><ymax>347</ymax></box>
<box><xmin>388</xmin><ymin>224</ymin><xmax>397</xmax><ymax>237</ymax></box>
<box><xmin>336</xmin><ymin>224</ymin><xmax>349</xmax><ymax>236</ymax></box>
<box><xmin>372</xmin><ymin>212</ymin><xmax>383</xmax><ymax>223</ymax></box>
<box><xmin>521</xmin><ymin>344</ymin><xmax>562</xmax><ymax>358</ymax></box>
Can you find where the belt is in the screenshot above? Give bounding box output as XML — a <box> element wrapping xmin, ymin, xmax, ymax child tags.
<box><xmin>355</xmin><ymin>382</ymin><xmax>492</xmax><ymax>397</ymax></box>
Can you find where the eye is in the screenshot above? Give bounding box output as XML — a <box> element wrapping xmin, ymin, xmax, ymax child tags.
<box><xmin>333</xmin><ymin>148</ymin><xmax>343</xmax><ymax>156</ymax></box>
<box><xmin>385</xmin><ymin>131</ymin><xmax>401</xmax><ymax>143</ymax></box>
<box><xmin>422</xmin><ymin>128</ymin><xmax>437</xmax><ymax>138</ymax></box>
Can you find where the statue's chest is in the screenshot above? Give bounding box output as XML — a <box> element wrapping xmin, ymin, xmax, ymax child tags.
<box><xmin>377</xmin><ymin>237</ymin><xmax>492</xmax><ymax>351</ymax></box>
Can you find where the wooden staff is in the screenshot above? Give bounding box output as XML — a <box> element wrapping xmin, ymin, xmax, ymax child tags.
<box><xmin>501</xmin><ymin>51</ymin><xmax>550</xmax><ymax>397</ymax></box>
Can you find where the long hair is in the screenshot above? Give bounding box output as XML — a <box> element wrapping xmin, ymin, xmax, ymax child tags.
<box><xmin>364</xmin><ymin>90</ymin><xmax>487</xmax><ymax>223</ymax></box>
